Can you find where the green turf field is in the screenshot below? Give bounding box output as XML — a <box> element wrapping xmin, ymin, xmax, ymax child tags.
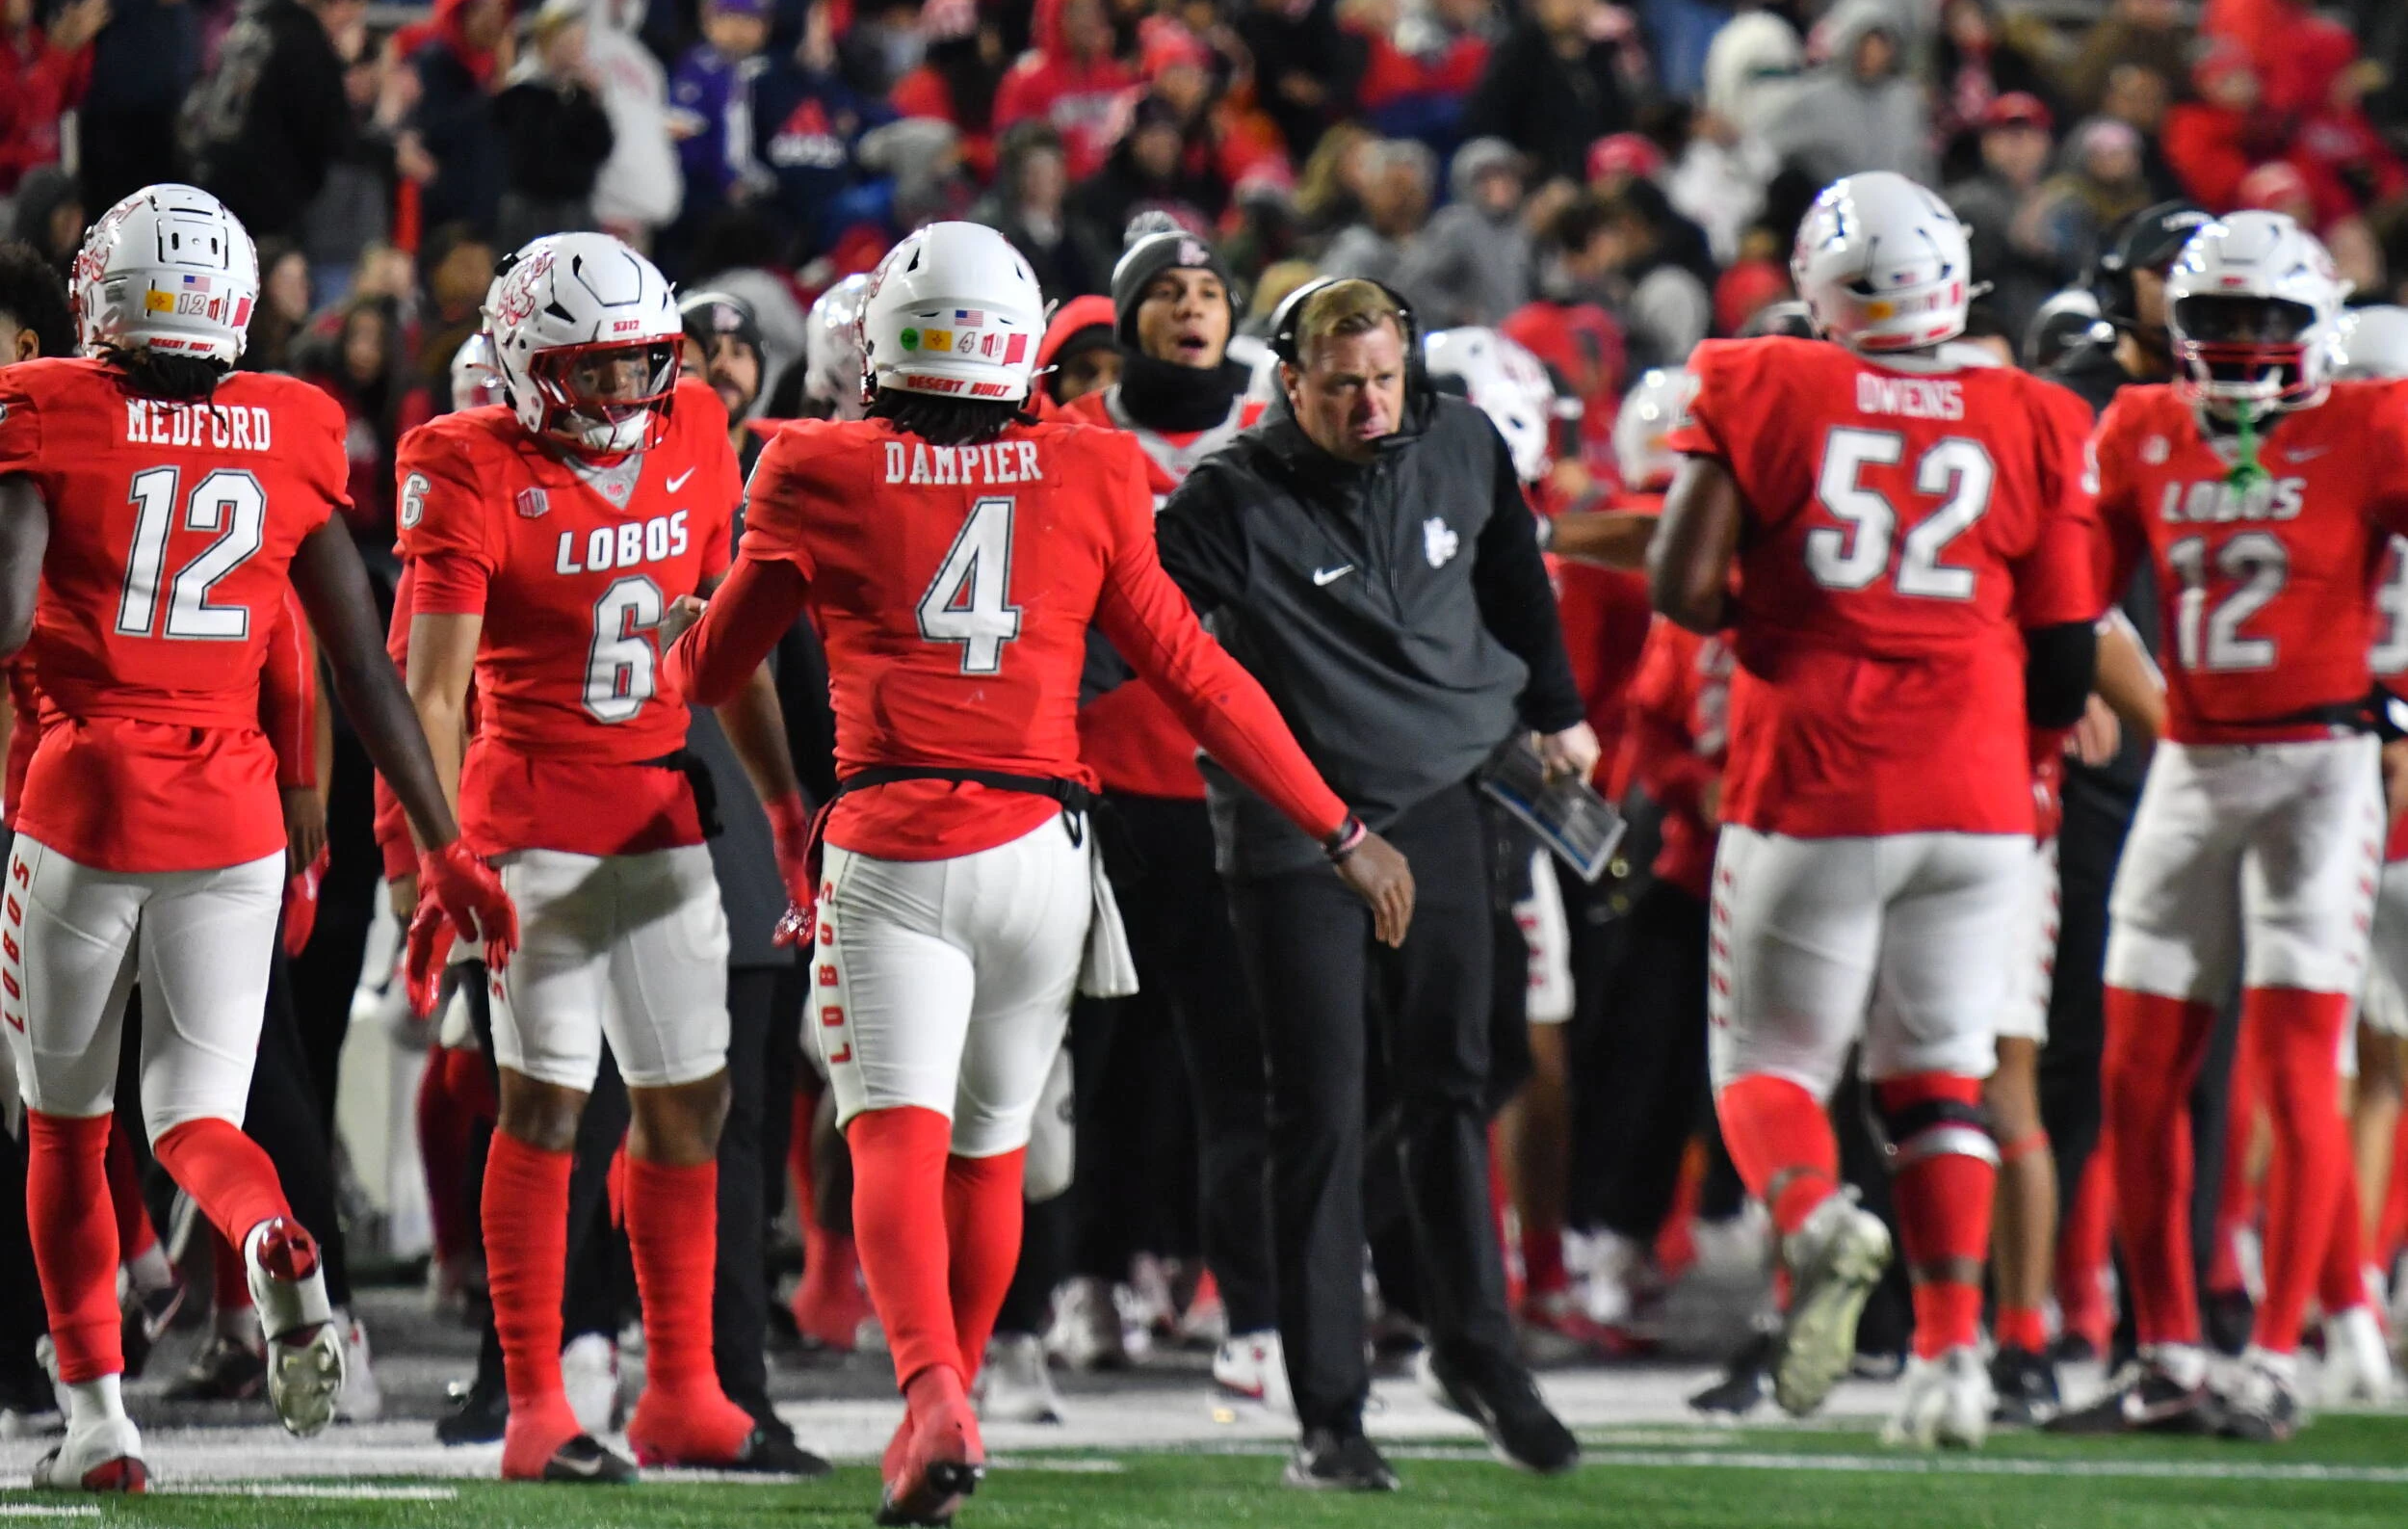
<box><xmin>10</xmin><ymin>1416</ymin><xmax>2408</xmax><ymax>1529</ymax></box>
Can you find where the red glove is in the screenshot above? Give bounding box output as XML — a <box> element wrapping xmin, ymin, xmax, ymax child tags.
<box><xmin>281</xmin><ymin>849</ymin><xmax>329</xmax><ymax>959</ymax></box>
<box><xmin>406</xmin><ymin>841</ymin><xmax>518</xmax><ymax>1017</ymax></box>
<box><xmin>765</xmin><ymin>791</ymin><xmax>816</xmax><ymax>948</ymax></box>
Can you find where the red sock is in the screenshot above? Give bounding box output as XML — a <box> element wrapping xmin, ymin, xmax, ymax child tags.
<box><xmin>1874</xmin><ymin>1073</ymin><xmax>1994</xmax><ymax>1358</ymax></box>
<box><xmin>2247</xmin><ymin>988</ymin><xmax>2355</xmax><ymax>1355</ymax></box>
<box><xmin>415</xmin><ymin>1048</ymin><xmax>476</xmax><ymax>1268</ymax></box>
<box><xmin>2103</xmin><ymin>988</ymin><xmax>2216</xmax><ymax>1348</ymax></box>
<box><xmin>26</xmin><ymin>1112</ymin><xmax>121</xmax><ymax>1382</ymax></box>
<box><xmin>482</xmin><ymin>1131</ymin><xmax>577</xmax><ymax>1476</ymax></box>
<box><xmin>2208</xmin><ymin>1040</ymin><xmax>2262</xmax><ymax>1294</ymax></box>
<box><xmin>1523</xmin><ymin>1222</ymin><xmax>1569</xmax><ymax>1298</ymax></box>
<box><xmin>211</xmin><ymin>1230</ymin><xmax>249</xmax><ymax>1312</ymax></box>
<box><xmin>849</xmin><ymin>1106</ymin><xmax>963</xmax><ymax>1390</ymax></box>
<box><xmin>105</xmin><ymin>1120</ymin><xmax>156</xmax><ymax>1260</ymax></box>
<box><xmin>1716</xmin><ymin>1074</ymin><xmax>1839</xmax><ymax>1236</ymax></box>
<box><xmin>2317</xmin><ymin>1153</ymin><xmax>2368</xmax><ymax>1315</ymax></box>
<box><xmin>1997</xmin><ymin>1305</ymin><xmax>2049</xmax><ymax>1353</ymax></box>
<box><xmin>625</xmin><ymin>1158</ymin><xmax>753</xmax><ymax>1463</ymax></box>
<box><xmin>150</xmin><ymin>1118</ymin><xmax>291</xmax><ymax>1253</ymax></box>
<box><xmin>2056</xmin><ymin>1139</ymin><xmax>2115</xmax><ymax>1347</ymax></box>
<box><xmin>943</xmin><ymin>1148</ymin><xmax>1025</xmax><ymax>1386</ymax></box>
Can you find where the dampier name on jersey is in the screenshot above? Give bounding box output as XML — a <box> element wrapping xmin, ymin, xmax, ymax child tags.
<box><xmin>554</xmin><ymin>512</ymin><xmax>693</xmax><ymax>574</ymax></box>
<box><xmin>121</xmin><ymin>398</ymin><xmax>276</xmax><ymax>451</ymax></box>
<box><xmin>883</xmin><ymin>438</ymin><xmax>1045</xmax><ymax>487</ymax></box>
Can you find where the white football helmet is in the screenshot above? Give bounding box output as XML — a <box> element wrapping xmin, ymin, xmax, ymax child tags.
<box><xmin>804</xmin><ymin>274</ymin><xmax>871</xmax><ymax>420</ymax></box>
<box><xmin>2165</xmin><ymin>211</ymin><xmax>2348</xmax><ymax>409</ymax></box>
<box><xmin>1423</xmin><ymin>327</ymin><xmax>1573</xmax><ymax>484</ymax></box>
<box><xmin>486</xmin><ymin>231</ymin><xmax>683</xmax><ymax>455</ymax></box>
<box><xmin>861</xmin><ymin>223</ymin><xmax>1045</xmax><ymax>404</ymax></box>
<box><xmin>449</xmin><ymin>331</ymin><xmax>506</xmax><ymax>412</ymax></box>
<box><xmin>1791</xmin><ymin>172</ymin><xmax>1972</xmax><ymax>354</ymax></box>
<box><xmin>72</xmin><ymin>183</ymin><xmax>260</xmax><ymax>368</ymax></box>
<box><xmin>1612</xmin><ymin>366</ymin><xmax>1695</xmax><ymax>492</ymax></box>
<box><xmin>2334</xmin><ymin>304</ymin><xmax>2408</xmax><ymax>381</ymax></box>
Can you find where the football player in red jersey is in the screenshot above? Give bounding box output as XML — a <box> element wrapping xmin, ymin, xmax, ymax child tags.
<box><xmin>1650</xmin><ymin>172</ymin><xmax>2103</xmax><ymax>1447</ymax></box>
<box><xmin>397</xmin><ymin>232</ymin><xmax>824</xmax><ymax>1483</ymax></box>
<box><xmin>657</xmin><ymin>222</ymin><xmax>1411</xmax><ymax>1526</ymax></box>
<box><xmin>0</xmin><ymin>184</ymin><xmax>515</xmax><ymax>1490</ymax></box>
<box><xmin>2063</xmin><ymin>216</ymin><xmax>2408</xmax><ymax>1439</ymax></box>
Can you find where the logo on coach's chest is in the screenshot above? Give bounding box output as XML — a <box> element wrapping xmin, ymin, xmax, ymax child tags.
<box><xmin>554</xmin><ymin>511</ymin><xmax>692</xmax><ymax>575</ymax></box>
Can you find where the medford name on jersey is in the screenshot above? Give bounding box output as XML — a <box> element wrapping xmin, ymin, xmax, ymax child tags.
<box><xmin>2156</xmin><ymin>475</ymin><xmax>2307</xmax><ymax>524</ymax></box>
<box><xmin>120</xmin><ymin>398</ymin><xmax>275</xmax><ymax>451</ymax></box>
<box><xmin>883</xmin><ymin>438</ymin><xmax>1045</xmax><ymax>487</ymax></box>
<box><xmin>554</xmin><ymin>512</ymin><xmax>693</xmax><ymax>574</ymax></box>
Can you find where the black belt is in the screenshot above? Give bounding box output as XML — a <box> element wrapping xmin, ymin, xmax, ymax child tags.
<box><xmin>638</xmin><ymin>748</ymin><xmax>722</xmax><ymax>838</ymax></box>
<box><xmin>2234</xmin><ymin>683</ymin><xmax>2405</xmax><ymax>742</ymax></box>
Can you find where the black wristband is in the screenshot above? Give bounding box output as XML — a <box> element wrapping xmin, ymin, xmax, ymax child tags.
<box><xmin>1322</xmin><ymin>814</ymin><xmax>1367</xmax><ymax>863</ymax></box>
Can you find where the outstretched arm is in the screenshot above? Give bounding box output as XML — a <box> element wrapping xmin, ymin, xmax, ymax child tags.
<box><xmin>1649</xmin><ymin>455</ymin><xmax>1742</xmax><ymax>634</ymax></box>
<box><xmin>0</xmin><ymin>474</ymin><xmax>52</xmax><ymax>659</ymax></box>
<box><xmin>660</xmin><ymin>553</ymin><xmax>813</xmax><ymax>708</ymax></box>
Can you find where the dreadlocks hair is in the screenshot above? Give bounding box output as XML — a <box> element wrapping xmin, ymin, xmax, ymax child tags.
<box><xmin>0</xmin><ymin>242</ymin><xmax>72</xmax><ymax>360</ymax></box>
<box><xmin>867</xmin><ymin>389</ymin><xmax>1034</xmax><ymax>446</ymax></box>
<box><xmin>101</xmin><ymin>343</ymin><xmax>229</xmax><ymax>402</ymax></box>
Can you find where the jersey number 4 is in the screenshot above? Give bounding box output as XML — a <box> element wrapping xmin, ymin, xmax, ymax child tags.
<box><xmin>117</xmin><ymin>467</ymin><xmax>267</xmax><ymax>641</ymax></box>
<box><xmin>1808</xmin><ymin>429</ymin><xmax>1996</xmax><ymax>599</ymax></box>
<box><xmin>918</xmin><ymin>497</ymin><xmax>1022</xmax><ymax>674</ymax></box>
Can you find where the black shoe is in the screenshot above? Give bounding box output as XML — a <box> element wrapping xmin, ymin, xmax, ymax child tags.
<box><xmin>1989</xmin><ymin>1346</ymin><xmax>2062</xmax><ymax>1427</ymax></box>
<box><xmin>2049</xmin><ymin>1359</ymin><xmax>2219</xmax><ymax>1435</ymax></box>
<box><xmin>2049</xmin><ymin>1331</ymin><xmax>2099</xmax><ymax>1366</ymax></box>
<box><xmin>434</xmin><ymin>1374</ymin><xmax>509</xmax><ymax>1446</ymax></box>
<box><xmin>1689</xmin><ymin>1331</ymin><xmax>1775</xmax><ymax>1420</ymax></box>
<box><xmin>725</xmin><ymin>1424</ymin><xmax>833</xmax><ymax>1478</ymax></box>
<box><xmin>165</xmin><ymin>1335</ymin><xmax>265</xmax><ymax>1402</ymax></box>
<box><xmin>2203</xmin><ymin>1288</ymin><xmax>2256</xmax><ymax>1358</ymax></box>
<box><xmin>1419</xmin><ymin>1345</ymin><xmax>1579</xmax><ymax>1475</ymax></box>
<box><xmin>1283</xmin><ymin>1428</ymin><xmax>1400</xmax><ymax>1491</ymax></box>
<box><xmin>540</xmin><ymin>1434</ymin><xmax>639</xmax><ymax>1484</ymax></box>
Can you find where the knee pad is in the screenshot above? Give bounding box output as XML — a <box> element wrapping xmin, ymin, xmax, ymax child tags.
<box><xmin>1874</xmin><ymin>1081</ymin><xmax>1998</xmax><ymax>1170</ymax></box>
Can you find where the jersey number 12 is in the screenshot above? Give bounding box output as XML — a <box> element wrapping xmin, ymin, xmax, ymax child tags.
<box><xmin>116</xmin><ymin>467</ymin><xmax>267</xmax><ymax>641</ymax></box>
<box><xmin>918</xmin><ymin>497</ymin><xmax>1022</xmax><ymax>674</ymax></box>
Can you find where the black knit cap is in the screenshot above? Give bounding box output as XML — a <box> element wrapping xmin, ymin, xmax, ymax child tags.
<box><xmin>1109</xmin><ymin>213</ymin><xmax>1238</xmax><ymax>348</ymax></box>
<box><xmin>678</xmin><ymin>288</ymin><xmax>764</xmax><ymax>359</ymax></box>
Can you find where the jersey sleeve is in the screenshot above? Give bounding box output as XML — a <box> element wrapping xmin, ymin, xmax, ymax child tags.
<box><xmin>733</xmin><ymin>425</ymin><xmax>824</xmax><ymax>580</ymax></box>
<box><xmin>2012</xmin><ymin>383</ymin><xmax>2107</xmax><ymax>629</ymax></box>
<box><xmin>0</xmin><ymin>369</ymin><xmax>44</xmax><ymax>479</ymax></box>
<box><xmin>285</xmin><ymin>382</ymin><xmax>352</xmax><ymax>533</ymax></box>
<box><xmin>678</xmin><ymin>379</ymin><xmax>742</xmax><ymax>579</ymax></box>
<box><xmin>2084</xmin><ymin>392</ymin><xmax>2151</xmax><ymax>604</ymax></box>
<box><xmin>1089</xmin><ymin>436</ymin><xmax>1348</xmax><ymax>840</ymax></box>
<box><xmin>2363</xmin><ymin>383</ymin><xmax>2408</xmax><ymax>537</ymax></box>
<box><xmin>394</xmin><ymin>426</ymin><xmax>498</xmax><ymax>614</ymax></box>
<box><xmin>1662</xmin><ymin>339</ymin><xmax>1746</xmax><ymax>465</ymax></box>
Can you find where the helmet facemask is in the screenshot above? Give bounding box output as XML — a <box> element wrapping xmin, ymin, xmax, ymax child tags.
<box><xmin>527</xmin><ymin>339</ymin><xmax>681</xmax><ymax>456</ymax></box>
<box><xmin>2172</xmin><ymin>293</ymin><xmax>2329</xmax><ymax>411</ymax></box>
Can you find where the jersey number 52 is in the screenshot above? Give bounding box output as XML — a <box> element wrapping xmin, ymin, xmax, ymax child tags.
<box><xmin>918</xmin><ymin>497</ymin><xmax>1022</xmax><ymax>674</ymax></box>
<box><xmin>1808</xmin><ymin>428</ymin><xmax>1996</xmax><ymax>600</ymax></box>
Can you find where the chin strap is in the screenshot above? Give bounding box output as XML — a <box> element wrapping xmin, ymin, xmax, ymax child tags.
<box><xmin>2226</xmin><ymin>398</ymin><xmax>2269</xmax><ymax>490</ymax></box>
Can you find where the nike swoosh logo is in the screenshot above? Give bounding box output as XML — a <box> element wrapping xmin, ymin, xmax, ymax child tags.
<box><xmin>549</xmin><ymin>1451</ymin><xmax>612</xmax><ymax>1479</ymax></box>
<box><xmin>2285</xmin><ymin>446</ymin><xmax>2332</xmax><ymax>462</ymax></box>
<box><xmin>666</xmin><ymin>469</ymin><xmax>695</xmax><ymax>491</ymax></box>
<box><xmin>1312</xmin><ymin>565</ymin><xmax>1354</xmax><ymax>587</ymax></box>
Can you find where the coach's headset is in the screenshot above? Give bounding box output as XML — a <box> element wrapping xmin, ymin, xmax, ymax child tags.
<box><xmin>1268</xmin><ymin>275</ymin><xmax>1426</xmax><ymax>390</ymax></box>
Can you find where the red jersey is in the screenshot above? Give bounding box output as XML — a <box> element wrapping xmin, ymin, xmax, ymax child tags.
<box><xmin>1554</xmin><ymin>489</ymin><xmax>1659</xmax><ymax>777</ymax></box>
<box><xmin>395</xmin><ymin>378</ymin><xmax>740</xmax><ymax>857</ymax></box>
<box><xmin>2369</xmin><ymin>536</ymin><xmax>2408</xmax><ymax>861</ymax></box>
<box><xmin>0</xmin><ymin>359</ymin><xmax>348</xmax><ymax>871</ymax></box>
<box><xmin>1620</xmin><ymin>619</ymin><xmax>1732</xmax><ymax>900</ymax></box>
<box><xmin>1065</xmin><ymin>386</ymin><xmax>1264</xmax><ymax>803</ymax></box>
<box><xmin>2096</xmin><ymin>382</ymin><xmax>2408</xmax><ymax>748</ymax></box>
<box><xmin>1665</xmin><ymin>338</ymin><xmax>2101</xmax><ymax>838</ymax></box>
<box><xmin>721</xmin><ymin>413</ymin><xmax>1346</xmax><ymax>860</ymax></box>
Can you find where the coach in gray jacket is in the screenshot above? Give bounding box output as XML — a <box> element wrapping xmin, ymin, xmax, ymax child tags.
<box><xmin>1156</xmin><ymin>277</ymin><xmax>1594</xmax><ymax>1491</ymax></box>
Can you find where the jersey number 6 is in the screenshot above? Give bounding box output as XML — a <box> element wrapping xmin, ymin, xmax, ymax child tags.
<box><xmin>918</xmin><ymin>496</ymin><xmax>1022</xmax><ymax>674</ymax></box>
<box><xmin>116</xmin><ymin>466</ymin><xmax>267</xmax><ymax>641</ymax></box>
<box><xmin>1807</xmin><ymin>428</ymin><xmax>1997</xmax><ymax>600</ymax></box>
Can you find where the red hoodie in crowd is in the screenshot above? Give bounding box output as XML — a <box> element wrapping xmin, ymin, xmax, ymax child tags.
<box><xmin>994</xmin><ymin>0</ymin><xmax>1136</xmax><ymax>181</ymax></box>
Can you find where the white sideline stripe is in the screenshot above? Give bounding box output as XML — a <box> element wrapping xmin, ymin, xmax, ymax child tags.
<box><xmin>987</xmin><ymin>1456</ymin><xmax>1129</xmax><ymax>1474</ymax></box>
<box><xmin>0</xmin><ymin>1507</ymin><xmax>101</xmax><ymax>1518</ymax></box>
<box><xmin>1579</xmin><ymin>1448</ymin><xmax>2408</xmax><ymax>1485</ymax></box>
<box><xmin>165</xmin><ymin>1484</ymin><xmax>460</xmax><ymax>1500</ymax></box>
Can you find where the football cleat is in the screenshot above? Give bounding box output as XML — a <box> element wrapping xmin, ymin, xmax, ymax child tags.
<box><xmin>435</xmin><ymin>1371</ymin><xmax>509</xmax><ymax>1445</ymax></box>
<box><xmin>1212</xmin><ymin>1331</ymin><xmax>1294</xmax><ymax>1415</ymax></box>
<box><xmin>560</xmin><ymin>1332</ymin><xmax>623</xmax><ymax>1437</ymax></box>
<box><xmin>118</xmin><ymin>1278</ymin><xmax>186</xmax><ymax>1380</ymax></box>
<box><xmin>877</xmin><ymin>1370</ymin><xmax>984</xmax><ymax>1527</ymax></box>
<box><xmin>165</xmin><ymin>1333</ymin><xmax>265</xmax><ymax>1403</ymax></box>
<box><xmin>2220</xmin><ymin>1350</ymin><xmax>2306</xmax><ymax>1442</ymax></box>
<box><xmin>1045</xmin><ymin>1277</ymin><xmax>1128</xmax><ymax>1371</ymax></box>
<box><xmin>336</xmin><ymin>1312</ymin><xmax>382</xmax><ymax>1423</ymax></box>
<box><xmin>29</xmin><ymin>1414</ymin><xmax>146</xmax><ymax>1493</ymax></box>
<box><xmin>1988</xmin><ymin>1345</ymin><xmax>2062</xmax><ymax>1427</ymax></box>
<box><xmin>2322</xmin><ymin>1305</ymin><xmax>2398</xmax><ymax>1405</ymax></box>
<box><xmin>1284</xmin><ymin>1428</ymin><xmax>1400</xmax><ymax>1491</ymax></box>
<box><xmin>537</xmin><ymin>1433</ymin><xmax>640</xmax><ymax>1485</ymax></box>
<box><xmin>1771</xmin><ymin>1196</ymin><xmax>1893</xmax><ymax>1417</ymax></box>
<box><xmin>2050</xmin><ymin>1354</ymin><xmax>2219</xmax><ymax>1435</ymax></box>
<box><xmin>1882</xmin><ymin>1346</ymin><xmax>1992</xmax><ymax>1450</ymax></box>
<box><xmin>976</xmin><ymin>1332</ymin><xmax>1063</xmax><ymax>1424</ymax></box>
<box><xmin>1416</xmin><ymin>1344</ymin><xmax>1579</xmax><ymax>1475</ymax></box>
<box><xmin>245</xmin><ymin>1218</ymin><xmax>344</xmax><ymax>1437</ymax></box>
<box><xmin>721</xmin><ymin>1424</ymin><xmax>834</xmax><ymax>1477</ymax></box>
<box><xmin>1689</xmin><ymin>1331</ymin><xmax>1777</xmax><ymax>1421</ymax></box>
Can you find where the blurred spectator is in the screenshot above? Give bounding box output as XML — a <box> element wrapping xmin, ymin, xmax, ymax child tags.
<box><xmin>7</xmin><ymin>165</ymin><xmax>80</xmax><ymax>282</ymax></box>
<box><xmin>684</xmin><ymin>209</ymin><xmax>807</xmax><ymax>395</ymax></box>
<box><xmin>759</xmin><ymin>0</ymin><xmax>891</xmax><ymax>250</ymax></box>
<box><xmin>1393</xmin><ymin>136</ymin><xmax>1527</xmax><ymax>328</ymax></box>
<box><xmin>1034</xmin><ymin>291</ymin><xmax>1120</xmax><ymax>409</ymax></box>
<box><xmin>493</xmin><ymin>1</ymin><xmax>616</xmax><ymax>245</ymax></box>
<box><xmin>182</xmin><ymin>0</ymin><xmax>355</xmax><ymax>243</ymax></box>
<box><xmin>2028</xmin><ymin>116</ymin><xmax>2155</xmax><ymax>281</ymax></box>
<box><xmin>1668</xmin><ymin>13</ymin><xmax>1795</xmax><ymax>265</ymax></box>
<box><xmin>669</xmin><ymin>0</ymin><xmax>776</xmax><ymax>220</ymax></box>
<box><xmin>858</xmin><ymin>114</ymin><xmax>974</xmax><ymax>228</ymax></box>
<box><xmin>1070</xmin><ymin>93</ymin><xmax>1224</xmax><ymax>241</ymax></box>
<box><xmin>1543</xmin><ymin>189</ymin><xmax>1707</xmax><ymax>371</ymax></box>
<box><xmin>2286</xmin><ymin>38</ymin><xmax>2408</xmax><ymax>229</ymax></box>
<box><xmin>241</xmin><ymin>239</ymin><xmax>315</xmax><ymax>373</ymax></box>
<box><xmin>994</xmin><ymin>0</ymin><xmax>1136</xmax><ymax>183</ymax></box>
<box><xmin>836</xmin><ymin>0</ymin><xmax>928</xmax><ymax>97</ymax></box>
<box><xmin>1348</xmin><ymin>0</ymin><xmax>1494</xmax><ymax>152</ymax></box>
<box><xmin>1932</xmin><ymin>0</ymin><xmax>2055</xmax><ymax>181</ymax></box>
<box><xmin>678</xmin><ymin>287</ymin><xmax>768</xmax><ymax>464</ymax></box>
<box><xmin>299</xmin><ymin>296</ymin><xmax>433</xmax><ymax>538</ymax></box>
<box><xmin>1292</xmin><ymin>119</ymin><xmax>1374</xmax><ymax>241</ymax></box>
<box><xmin>1319</xmin><ymin>136</ymin><xmax>1431</xmax><ymax>286</ymax></box>
<box><xmin>2056</xmin><ymin>0</ymin><xmax>2188</xmax><ymax>121</ymax></box>
<box><xmin>2095</xmin><ymin>62</ymin><xmax>2183</xmax><ymax>203</ymax></box>
<box><xmin>1</xmin><ymin>0</ymin><xmax>103</xmax><ymax>207</ymax></box>
<box><xmin>1947</xmin><ymin>93</ymin><xmax>2057</xmax><ymax>341</ymax></box>
<box><xmin>974</xmin><ymin>121</ymin><xmax>1105</xmax><ymax>303</ymax></box>
<box><xmin>2163</xmin><ymin>44</ymin><xmax>2273</xmax><ymax>211</ymax></box>
<box><xmin>78</xmin><ymin>0</ymin><xmax>198</xmax><ymax>217</ymax></box>
<box><xmin>1462</xmin><ymin>0</ymin><xmax>1632</xmax><ymax>186</ymax></box>
<box><xmin>1219</xmin><ymin>174</ymin><xmax>1302</xmax><ymax>284</ymax></box>
<box><xmin>1234</xmin><ymin>0</ymin><xmax>1361</xmax><ymax>165</ymax></box>
<box><xmin>299</xmin><ymin>12</ymin><xmax>413</xmax><ymax>310</ymax></box>
<box><xmin>1762</xmin><ymin>0</ymin><xmax>1931</xmax><ymax>189</ymax></box>
<box><xmin>409</xmin><ymin>222</ymin><xmax>497</xmax><ymax>394</ymax></box>
<box><xmin>889</xmin><ymin>0</ymin><xmax>1004</xmax><ymax>176</ymax></box>
<box><xmin>406</xmin><ymin>0</ymin><xmax>512</xmax><ymax>237</ymax></box>
<box><xmin>584</xmin><ymin>0</ymin><xmax>683</xmax><ymax>248</ymax></box>
<box><xmin>2202</xmin><ymin>0</ymin><xmax>2347</xmax><ymax>121</ymax></box>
